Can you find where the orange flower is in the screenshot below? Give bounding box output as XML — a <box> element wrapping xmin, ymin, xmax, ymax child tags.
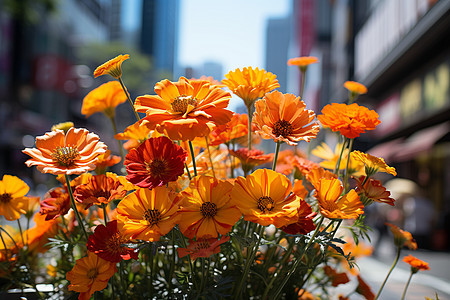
<box><xmin>114</xmin><ymin>119</ymin><xmax>156</xmax><ymax>150</ymax></box>
<box><xmin>305</xmin><ymin>167</ymin><xmax>338</xmax><ymax>191</ymax></box>
<box><xmin>67</xmin><ymin>251</ymin><xmax>117</xmax><ymax>300</ymax></box>
<box><xmin>229</xmin><ymin>148</ymin><xmax>273</xmax><ymax>175</ymax></box>
<box><xmin>317</xmin><ymin>103</ymin><xmax>380</xmax><ymax>139</ymax></box>
<box><xmin>253</xmin><ymin>90</ymin><xmax>319</xmax><ymax>146</ymax></box>
<box><xmin>23</xmin><ymin>128</ymin><xmax>107</xmax><ymax>175</ymax></box>
<box><xmin>292</xmin><ymin>179</ymin><xmax>308</xmax><ymax>199</ymax></box>
<box><xmin>295</xmin><ymin>288</ymin><xmax>317</xmax><ymax>300</ymax></box>
<box><xmin>190</xmin><ymin>75</ymin><xmax>225</xmax><ymax>88</ymax></box>
<box><xmin>403</xmin><ymin>255</ymin><xmax>430</xmax><ymax>272</ymax></box>
<box><xmin>81</xmin><ymin>81</ymin><xmax>127</xmax><ymax>118</ymax></box>
<box><xmin>177</xmin><ymin>236</ymin><xmax>230</xmax><ymax>261</ymax></box>
<box><xmin>315</xmin><ymin>178</ymin><xmax>364</xmax><ymax>219</ymax></box>
<box><xmin>222</xmin><ymin>67</ymin><xmax>279</xmax><ymax>107</ymax></box>
<box><xmin>94</xmin><ymin>150</ymin><xmax>121</xmax><ymax>174</ymax></box>
<box><xmin>209</xmin><ymin>113</ymin><xmax>248</xmax><ymax>146</ymax></box>
<box><xmin>355</xmin><ymin>176</ymin><xmax>395</xmax><ymax>206</ymax></box>
<box><xmin>280</xmin><ymin>199</ymin><xmax>316</xmax><ymax>235</ymax></box>
<box><xmin>231</xmin><ymin>169</ymin><xmax>300</xmax><ymax>227</ymax></box>
<box><xmin>116</xmin><ymin>187</ymin><xmax>181</xmax><ymax>241</ymax></box>
<box><xmin>93</xmin><ymin>54</ymin><xmax>129</xmax><ymax>79</ymax></box>
<box><xmin>290</xmin><ymin>156</ymin><xmax>320</xmax><ymax>176</ymax></box>
<box><xmin>75</xmin><ymin>174</ymin><xmax>126</xmax><ymax>209</ymax></box>
<box><xmin>0</xmin><ymin>175</ymin><xmax>29</xmax><ymax>221</ymax></box>
<box><xmin>351</xmin><ymin>150</ymin><xmax>397</xmax><ymax>176</ymax></box>
<box><xmin>344</xmin><ymin>81</ymin><xmax>367</xmax><ymax>95</ymax></box>
<box><xmin>287</xmin><ymin>56</ymin><xmax>318</xmax><ymax>69</ymax></box>
<box><xmin>179</xmin><ymin>176</ymin><xmax>240</xmax><ymax>239</ymax></box>
<box><xmin>135</xmin><ymin>77</ymin><xmax>233</xmax><ymax>141</ymax></box>
<box><xmin>25</xmin><ymin>213</ymin><xmax>61</xmax><ymax>254</ymax></box>
<box><xmin>385</xmin><ymin>223</ymin><xmax>417</xmax><ymax>250</ymax></box>
<box><xmin>355</xmin><ymin>275</ymin><xmax>375</xmax><ymax>300</ymax></box>
<box><xmin>312</xmin><ymin>142</ymin><xmax>364</xmax><ymax>175</ymax></box>
<box><xmin>274</xmin><ymin>149</ymin><xmax>297</xmax><ymax>175</ymax></box>
<box><xmin>40</xmin><ymin>187</ymin><xmax>70</xmax><ymax>221</ymax></box>
<box><xmin>323</xmin><ymin>265</ymin><xmax>350</xmax><ymax>287</ymax></box>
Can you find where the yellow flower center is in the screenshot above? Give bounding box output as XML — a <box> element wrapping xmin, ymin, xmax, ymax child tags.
<box><xmin>272</xmin><ymin>120</ymin><xmax>293</xmax><ymax>138</ymax></box>
<box><xmin>257</xmin><ymin>196</ymin><xmax>274</xmax><ymax>213</ymax></box>
<box><xmin>171</xmin><ymin>95</ymin><xmax>197</xmax><ymax>114</ymax></box>
<box><xmin>87</xmin><ymin>268</ymin><xmax>98</xmax><ymax>279</ymax></box>
<box><xmin>200</xmin><ymin>202</ymin><xmax>217</xmax><ymax>218</ymax></box>
<box><xmin>52</xmin><ymin>146</ymin><xmax>79</xmax><ymax>167</ymax></box>
<box><xmin>143</xmin><ymin>209</ymin><xmax>162</xmax><ymax>226</ymax></box>
<box><xmin>0</xmin><ymin>193</ymin><xmax>12</xmax><ymax>204</ymax></box>
<box><xmin>325</xmin><ymin>200</ymin><xmax>339</xmax><ymax>212</ymax></box>
<box><xmin>146</xmin><ymin>159</ymin><xmax>168</xmax><ymax>178</ymax></box>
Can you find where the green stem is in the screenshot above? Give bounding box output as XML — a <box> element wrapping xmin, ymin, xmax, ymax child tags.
<box><xmin>120</xmin><ymin>260</ymin><xmax>128</xmax><ymax>300</ymax></box>
<box><xmin>247</xmin><ymin>105</ymin><xmax>253</xmax><ymax>150</ymax></box>
<box><xmin>168</xmin><ymin>230</ymin><xmax>176</xmax><ymax>295</ymax></box>
<box><xmin>272</xmin><ymin>141</ymin><xmax>282</xmax><ymax>171</ymax></box>
<box><xmin>177</xmin><ymin>229</ymin><xmax>198</xmax><ymax>289</ymax></box>
<box><xmin>102</xmin><ymin>204</ymin><xmax>108</xmax><ymax>225</ymax></box>
<box><xmin>17</xmin><ymin>219</ymin><xmax>24</xmax><ymax>246</ymax></box>
<box><xmin>334</xmin><ymin>138</ymin><xmax>348</xmax><ymax>175</ymax></box>
<box><xmin>273</xmin><ymin>217</ymin><xmax>324</xmax><ymax>300</ymax></box>
<box><xmin>234</xmin><ymin>224</ymin><xmax>265</xmax><ymax>299</ymax></box>
<box><xmin>375</xmin><ymin>247</ymin><xmax>402</xmax><ymax>300</ymax></box>
<box><xmin>185</xmin><ymin>163</ymin><xmax>192</xmax><ymax>180</ymax></box>
<box><xmin>343</xmin><ymin>138</ymin><xmax>354</xmax><ymax>189</ymax></box>
<box><xmin>401</xmin><ymin>271</ymin><xmax>414</xmax><ymax>300</ymax></box>
<box><xmin>299</xmin><ymin>69</ymin><xmax>306</xmax><ymax>99</ymax></box>
<box><xmin>108</xmin><ymin>115</ymin><xmax>125</xmax><ymax>163</ymax></box>
<box><xmin>188</xmin><ymin>140</ymin><xmax>197</xmax><ymax>177</ymax></box>
<box><xmin>64</xmin><ymin>174</ymin><xmax>89</xmax><ymax>240</ymax></box>
<box><xmin>118</xmin><ymin>77</ymin><xmax>140</xmax><ymax>121</ymax></box>
<box><xmin>205</xmin><ymin>136</ymin><xmax>216</xmax><ymax>178</ymax></box>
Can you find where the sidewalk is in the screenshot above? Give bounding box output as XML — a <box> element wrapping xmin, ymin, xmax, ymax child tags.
<box><xmin>352</xmin><ymin>238</ymin><xmax>450</xmax><ymax>300</ymax></box>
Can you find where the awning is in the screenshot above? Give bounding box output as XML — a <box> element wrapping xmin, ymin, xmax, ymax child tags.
<box><xmin>393</xmin><ymin>122</ymin><xmax>449</xmax><ymax>162</ymax></box>
<box><xmin>367</xmin><ymin>138</ymin><xmax>404</xmax><ymax>163</ymax></box>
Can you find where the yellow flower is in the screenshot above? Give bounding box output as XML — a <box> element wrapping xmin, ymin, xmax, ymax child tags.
<box><xmin>114</xmin><ymin>119</ymin><xmax>158</xmax><ymax>150</ymax></box>
<box><xmin>179</xmin><ymin>176</ymin><xmax>240</xmax><ymax>239</ymax></box>
<box><xmin>344</xmin><ymin>81</ymin><xmax>367</xmax><ymax>95</ymax></box>
<box><xmin>222</xmin><ymin>67</ymin><xmax>279</xmax><ymax>108</ymax></box>
<box><xmin>231</xmin><ymin>169</ymin><xmax>300</xmax><ymax>227</ymax></box>
<box><xmin>351</xmin><ymin>150</ymin><xmax>397</xmax><ymax>177</ymax></box>
<box><xmin>93</xmin><ymin>54</ymin><xmax>129</xmax><ymax>79</ymax></box>
<box><xmin>51</xmin><ymin>121</ymin><xmax>74</xmax><ymax>133</ymax></box>
<box><xmin>116</xmin><ymin>187</ymin><xmax>181</xmax><ymax>241</ymax></box>
<box><xmin>315</xmin><ymin>178</ymin><xmax>364</xmax><ymax>220</ymax></box>
<box><xmin>81</xmin><ymin>81</ymin><xmax>127</xmax><ymax>118</ymax></box>
<box><xmin>312</xmin><ymin>142</ymin><xmax>364</xmax><ymax>175</ymax></box>
<box><xmin>0</xmin><ymin>175</ymin><xmax>30</xmax><ymax>221</ymax></box>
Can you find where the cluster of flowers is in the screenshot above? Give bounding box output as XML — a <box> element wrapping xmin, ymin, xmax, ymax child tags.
<box><xmin>0</xmin><ymin>54</ymin><xmax>431</xmax><ymax>299</ymax></box>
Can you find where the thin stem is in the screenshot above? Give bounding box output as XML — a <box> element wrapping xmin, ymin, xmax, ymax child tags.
<box><xmin>401</xmin><ymin>272</ymin><xmax>414</xmax><ymax>300</ymax></box>
<box><xmin>108</xmin><ymin>115</ymin><xmax>125</xmax><ymax>163</ymax></box>
<box><xmin>0</xmin><ymin>231</ymin><xmax>8</xmax><ymax>260</ymax></box>
<box><xmin>168</xmin><ymin>230</ymin><xmax>176</xmax><ymax>295</ymax></box>
<box><xmin>375</xmin><ymin>247</ymin><xmax>402</xmax><ymax>300</ymax></box>
<box><xmin>65</xmin><ymin>174</ymin><xmax>89</xmax><ymax>240</ymax></box>
<box><xmin>205</xmin><ymin>136</ymin><xmax>216</xmax><ymax>178</ymax></box>
<box><xmin>247</xmin><ymin>105</ymin><xmax>253</xmax><ymax>150</ymax></box>
<box><xmin>177</xmin><ymin>229</ymin><xmax>198</xmax><ymax>289</ymax></box>
<box><xmin>334</xmin><ymin>138</ymin><xmax>348</xmax><ymax>175</ymax></box>
<box><xmin>102</xmin><ymin>204</ymin><xmax>108</xmax><ymax>225</ymax></box>
<box><xmin>273</xmin><ymin>217</ymin><xmax>325</xmax><ymax>300</ymax></box>
<box><xmin>299</xmin><ymin>69</ymin><xmax>306</xmax><ymax>99</ymax></box>
<box><xmin>185</xmin><ymin>163</ymin><xmax>192</xmax><ymax>180</ymax></box>
<box><xmin>343</xmin><ymin>138</ymin><xmax>354</xmax><ymax>190</ymax></box>
<box><xmin>118</xmin><ymin>77</ymin><xmax>140</xmax><ymax>121</ymax></box>
<box><xmin>234</xmin><ymin>224</ymin><xmax>265</xmax><ymax>299</ymax></box>
<box><xmin>272</xmin><ymin>141</ymin><xmax>282</xmax><ymax>171</ymax></box>
<box><xmin>188</xmin><ymin>140</ymin><xmax>197</xmax><ymax>177</ymax></box>
<box><xmin>17</xmin><ymin>220</ymin><xmax>24</xmax><ymax>246</ymax></box>
<box><xmin>120</xmin><ymin>260</ymin><xmax>128</xmax><ymax>300</ymax></box>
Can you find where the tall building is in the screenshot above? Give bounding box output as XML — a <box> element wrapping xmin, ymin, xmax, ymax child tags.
<box><xmin>265</xmin><ymin>17</ymin><xmax>291</xmax><ymax>93</ymax></box>
<box><xmin>140</xmin><ymin>0</ymin><xmax>179</xmax><ymax>77</ymax></box>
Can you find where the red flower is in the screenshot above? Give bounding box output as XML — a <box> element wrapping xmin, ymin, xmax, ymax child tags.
<box><xmin>87</xmin><ymin>220</ymin><xmax>138</xmax><ymax>263</ymax></box>
<box><xmin>40</xmin><ymin>187</ymin><xmax>70</xmax><ymax>221</ymax></box>
<box><xmin>280</xmin><ymin>200</ymin><xmax>316</xmax><ymax>235</ymax></box>
<box><xmin>403</xmin><ymin>254</ymin><xmax>430</xmax><ymax>272</ymax></box>
<box><xmin>229</xmin><ymin>148</ymin><xmax>273</xmax><ymax>174</ymax></box>
<box><xmin>355</xmin><ymin>275</ymin><xmax>375</xmax><ymax>300</ymax></box>
<box><xmin>177</xmin><ymin>236</ymin><xmax>230</xmax><ymax>261</ymax></box>
<box><xmin>355</xmin><ymin>176</ymin><xmax>395</xmax><ymax>206</ymax></box>
<box><xmin>75</xmin><ymin>174</ymin><xmax>126</xmax><ymax>209</ymax></box>
<box><xmin>124</xmin><ymin>136</ymin><xmax>188</xmax><ymax>189</ymax></box>
<box><xmin>323</xmin><ymin>265</ymin><xmax>350</xmax><ymax>287</ymax></box>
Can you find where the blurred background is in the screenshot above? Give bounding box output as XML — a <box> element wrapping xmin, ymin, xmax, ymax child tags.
<box><xmin>0</xmin><ymin>0</ymin><xmax>449</xmax><ymax>252</ymax></box>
